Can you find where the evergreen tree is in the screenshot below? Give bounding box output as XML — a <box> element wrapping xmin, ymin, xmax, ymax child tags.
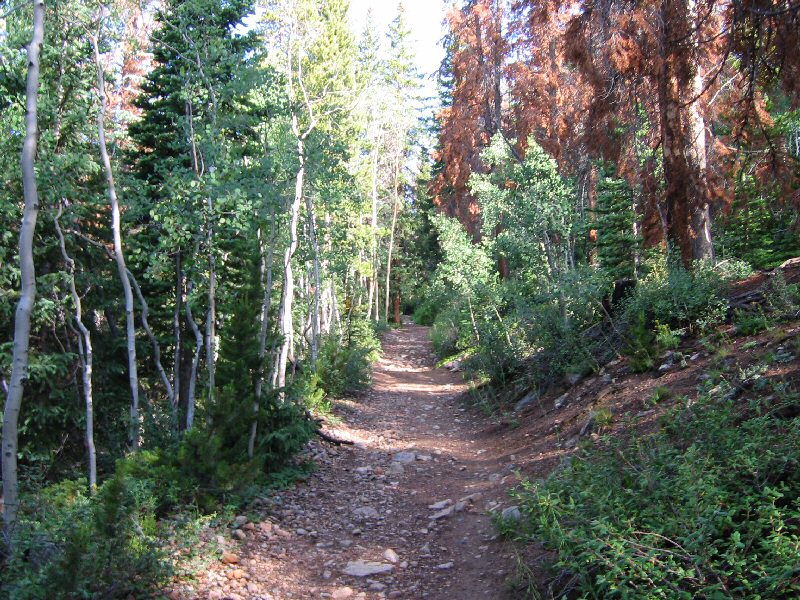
<box><xmin>593</xmin><ymin>163</ymin><xmax>638</xmax><ymax>281</ymax></box>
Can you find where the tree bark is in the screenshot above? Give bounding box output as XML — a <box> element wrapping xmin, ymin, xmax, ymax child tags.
<box><xmin>305</xmin><ymin>196</ymin><xmax>321</xmax><ymax>370</ymax></box>
<box><xmin>205</xmin><ymin>194</ymin><xmax>217</xmax><ymax>425</ymax></box>
<box><xmin>54</xmin><ymin>203</ymin><xmax>96</xmax><ymax>493</ymax></box>
<box><xmin>3</xmin><ymin>0</ymin><xmax>44</xmax><ymax>531</ymax></box>
<box><xmin>92</xmin><ymin>16</ymin><xmax>140</xmax><ymax>449</ymax></box>
<box><xmin>249</xmin><ymin>217</ymin><xmax>276</xmax><ymax>458</ymax></box>
<box><xmin>659</xmin><ymin>0</ymin><xmax>714</xmax><ymax>266</ymax></box>
<box><xmin>384</xmin><ymin>154</ymin><xmax>400</xmax><ymax>322</ymax></box>
<box><xmin>185</xmin><ymin>280</ymin><xmax>203</xmax><ymax>429</ymax></box>
<box><xmin>274</xmin><ymin>120</ymin><xmax>305</xmax><ymax>392</ymax></box>
<box><xmin>172</xmin><ymin>252</ymin><xmax>183</xmax><ymax>428</ymax></box>
<box><xmin>368</xmin><ymin>134</ymin><xmax>380</xmax><ymax>322</ymax></box>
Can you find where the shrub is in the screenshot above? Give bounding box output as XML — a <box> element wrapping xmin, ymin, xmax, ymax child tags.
<box><xmin>622</xmin><ymin>257</ymin><xmax>729</xmax><ymax>334</ymax></box>
<box><xmin>316</xmin><ymin>312</ymin><xmax>381</xmax><ymax>398</ymax></box>
<box><xmin>506</xmin><ymin>379</ymin><xmax>800</xmax><ymax>599</ymax></box>
<box><xmin>2</xmin><ymin>476</ymin><xmax>169</xmax><ymax>599</ymax></box>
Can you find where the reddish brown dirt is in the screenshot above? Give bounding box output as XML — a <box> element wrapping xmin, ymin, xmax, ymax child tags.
<box><xmin>174</xmin><ymin>324</ymin><xmax>520</xmax><ymax>600</ymax></box>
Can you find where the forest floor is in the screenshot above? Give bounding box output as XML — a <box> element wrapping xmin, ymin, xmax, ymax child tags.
<box><xmin>172</xmin><ymin>324</ymin><xmax>521</xmax><ymax>600</ymax></box>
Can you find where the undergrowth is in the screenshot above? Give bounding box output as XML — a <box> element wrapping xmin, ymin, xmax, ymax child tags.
<box><xmin>499</xmin><ymin>346</ymin><xmax>800</xmax><ymax>599</ymax></box>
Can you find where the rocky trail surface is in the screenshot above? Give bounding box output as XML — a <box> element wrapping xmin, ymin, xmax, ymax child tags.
<box><xmin>176</xmin><ymin>324</ymin><xmax>519</xmax><ymax>600</ymax></box>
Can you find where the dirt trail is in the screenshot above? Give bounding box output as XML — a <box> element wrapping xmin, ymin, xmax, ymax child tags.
<box><xmin>183</xmin><ymin>324</ymin><xmax>518</xmax><ymax>600</ymax></box>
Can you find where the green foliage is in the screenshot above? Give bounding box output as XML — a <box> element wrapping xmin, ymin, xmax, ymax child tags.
<box><xmin>715</xmin><ymin>175</ymin><xmax>800</xmax><ymax>269</ymax></box>
<box><xmin>622</xmin><ymin>257</ymin><xmax>729</xmax><ymax>334</ymax></box>
<box><xmin>508</xmin><ymin>376</ymin><xmax>800</xmax><ymax>598</ymax></box>
<box><xmin>316</xmin><ymin>313</ymin><xmax>381</xmax><ymax>398</ymax></box>
<box><xmin>655</xmin><ymin>321</ymin><xmax>681</xmax><ymax>350</ymax></box>
<box><xmin>733</xmin><ymin>308</ymin><xmax>772</xmax><ymax>336</ymax></box>
<box><xmin>593</xmin><ymin>163</ymin><xmax>639</xmax><ymax>280</ymax></box>
<box><xmin>647</xmin><ymin>386</ymin><xmax>672</xmax><ymax>407</ymax></box>
<box><xmin>764</xmin><ymin>271</ymin><xmax>800</xmax><ymax>319</ymax></box>
<box><xmin>1</xmin><ymin>477</ymin><xmax>169</xmax><ymax>599</ymax></box>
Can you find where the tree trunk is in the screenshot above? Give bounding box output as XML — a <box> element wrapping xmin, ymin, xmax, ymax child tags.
<box><xmin>274</xmin><ymin>120</ymin><xmax>305</xmax><ymax>392</ymax></box>
<box><xmin>249</xmin><ymin>217</ymin><xmax>276</xmax><ymax>458</ymax></box>
<box><xmin>172</xmin><ymin>252</ymin><xmax>183</xmax><ymax>428</ymax></box>
<box><xmin>369</xmin><ymin>138</ymin><xmax>380</xmax><ymax>322</ymax></box>
<box><xmin>393</xmin><ymin>292</ymin><xmax>401</xmax><ymax>325</ymax></box>
<box><xmin>305</xmin><ymin>197</ymin><xmax>321</xmax><ymax>371</ymax></box>
<box><xmin>3</xmin><ymin>0</ymin><xmax>44</xmax><ymax>531</ymax></box>
<box><xmin>54</xmin><ymin>203</ymin><xmax>96</xmax><ymax>493</ymax></box>
<box><xmin>92</xmin><ymin>18</ymin><xmax>140</xmax><ymax>449</ymax></box>
<box><xmin>185</xmin><ymin>280</ymin><xmax>204</xmax><ymax>429</ymax></box>
<box><xmin>384</xmin><ymin>155</ymin><xmax>400</xmax><ymax>322</ymax></box>
<box><xmin>659</xmin><ymin>0</ymin><xmax>714</xmax><ymax>266</ymax></box>
<box><xmin>205</xmin><ymin>193</ymin><xmax>217</xmax><ymax>425</ymax></box>
<box><xmin>127</xmin><ymin>269</ymin><xmax>174</xmax><ymax>408</ymax></box>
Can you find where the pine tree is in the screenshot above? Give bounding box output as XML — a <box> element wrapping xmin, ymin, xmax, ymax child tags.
<box><xmin>593</xmin><ymin>163</ymin><xmax>638</xmax><ymax>281</ymax></box>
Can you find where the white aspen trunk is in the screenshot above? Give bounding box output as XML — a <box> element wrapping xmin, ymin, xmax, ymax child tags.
<box><xmin>305</xmin><ymin>196</ymin><xmax>321</xmax><ymax>371</ymax></box>
<box><xmin>331</xmin><ymin>278</ymin><xmax>342</xmax><ymax>335</ymax></box>
<box><xmin>384</xmin><ymin>155</ymin><xmax>400</xmax><ymax>322</ymax></box>
<box><xmin>127</xmin><ymin>269</ymin><xmax>174</xmax><ymax>407</ymax></box>
<box><xmin>367</xmin><ymin>141</ymin><xmax>379</xmax><ymax>320</ymax></box>
<box><xmin>3</xmin><ymin>0</ymin><xmax>44</xmax><ymax>531</ymax></box>
<box><xmin>249</xmin><ymin>217</ymin><xmax>276</xmax><ymax>458</ymax></box>
<box><xmin>205</xmin><ymin>194</ymin><xmax>217</xmax><ymax>424</ymax></box>
<box><xmin>92</xmin><ymin>19</ymin><xmax>140</xmax><ymax>449</ymax></box>
<box><xmin>185</xmin><ymin>280</ymin><xmax>203</xmax><ymax>430</ymax></box>
<box><xmin>274</xmin><ymin>122</ymin><xmax>305</xmax><ymax>392</ymax></box>
<box><xmin>54</xmin><ymin>204</ymin><xmax>96</xmax><ymax>492</ymax></box>
<box><xmin>172</xmin><ymin>253</ymin><xmax>183</xmax><ymax>426</ymax></box>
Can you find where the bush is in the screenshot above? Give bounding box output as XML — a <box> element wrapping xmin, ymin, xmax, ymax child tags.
<box><xmin>2</xmin><ymin>477</ymin><xmax>169</xmax><ymax>599</ymax></box>
<box><xmin>505</xmin><ymin>378</ymin><xmax>800</xmax><ymax>598</ymax></box>
<box><xmin>622</xmin><ymin>257</ymin><xmax>729</xmax><ymax>334</ymax></box>
<box><xmin>316</xmin><ymin>312</ymin><xmax>381</xmax><ymax>398</ymax></box>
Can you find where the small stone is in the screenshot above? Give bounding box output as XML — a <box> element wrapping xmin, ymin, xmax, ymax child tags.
<box><xmin>436</xmin><ymin>562</ymin><xmax>454</xmax><ymax>570</ymax></box>
<box><xmin>259</xmin><ymin>521</ymin><xmax>273</xmax><ymax>534</ymax></box>
<box><xmin>296</xmin><ymin>528</ymin><xmax>308</xmax><ymax>535</ymax></box>
<box><xmin>353</xmin><ymin>506</ymin><xmax>380</xmax><ymax>519</ymax></box>
<box><xmin>388</xmin><ymin>462</ymin><xmax>405</xmax><ymax>475</ymax></box>
<box><xmin>383</xmin><ymin>548</ymin><xmax>400</xmax><ymax>564</ymax></box>
<box><xmin>368</xmin><ymin>582</ymin><xmax>386</xmax><ymax>592</ymax></box>
<box><xmin>233</xmin><ymin>515</ymin><xmax>248</xmax><ymax>527</ymax></box>
<box><xmin>392</xmin><ymin>451</ymin><xmax>416</xmax><ymax>464</ymax></box>
<box><xmin>579</xmin><ymin>412</ymin><xmax>597</xmax><ymax>436</ymax></box>
<box><xmin>554</xmin><ymin>393</ymin><xmax>569</xmax><ymax>409</ymax></box>
<box><xmin>514</xmin><ymin>391</ymin><xmax>539</xmax><ymax>413</ymax></box>
<box><xmin>332</xmin><ymin>587</ymin><xmax>354</xmax><ymax>599</ymax></box>
<box><xmin>430</xmin><ymin>505</ymin><xmax>455</xmax><ymax>520</ymax></box>
<box><xmin>428</xmin><ymin>499</ymin><xmax>452</xmax><ymax>510</ymax></box>
<box><xmin>323</xmin><ymin>570</ymin><xmax>332</xmax><ymax>579</ymax></box>
<box><xmin>232</xmin><ymin>529</ymin><xmax>247</xmax><ymax>541</ymax></box>
<box><xmin>501</xmin><ymin>506</ymin><xmax>522</xmax><ymax>521</ymax></box>
<box><xmin>208</xmin><ymin>591</ymin><xmax>223</xmax><ymax>600</ymax></box>
<box><xmin>221</xmin><ymin>551</ymin><xmax>240</xmax><ymax>564</ymax></box>
<box><xmin>343</xmin><ymin>561</ymin><xmax>394</xmax><ymax>577</ymax></box>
